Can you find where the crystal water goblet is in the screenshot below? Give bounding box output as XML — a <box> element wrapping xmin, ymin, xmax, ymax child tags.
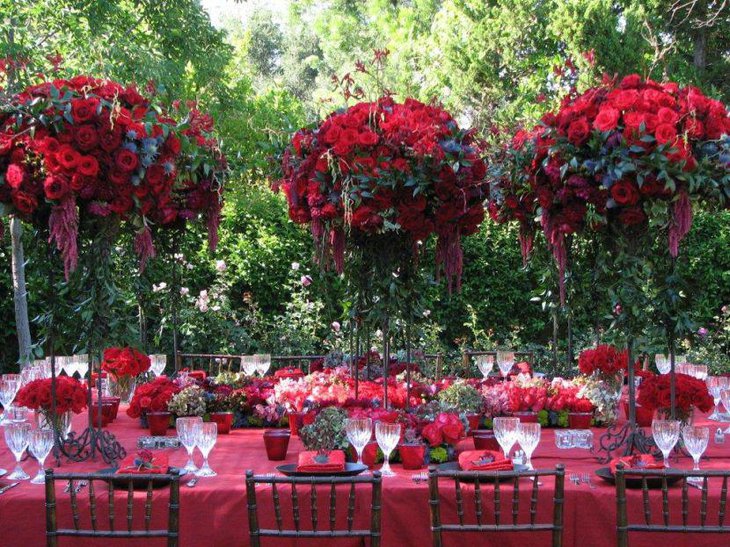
<box><xmin>241</xmin><ymin>356</ymin><xmax>257</xmax><ymax>376</ymax></box>
<box><xmin>655</xmin><ymin>354</ymin><xmax>671</xmax><ymax>374</ymax></box>
<box><xmin>694</xmin><ymin>365</ymin><xmax>708</xmax><ymax>381</ymax></box>
<box><xmin>682</xmin><ymin>425</ymin><xmax>709</xmax><ymax>484</ymax></box>
<box><xmin>706</xmin><ymin>377</ymin><xmax>724</xmax><ymax>420</ymax></box>
<box><xmin>255</xmin><ymin>354</ymin><xmax>271</xmax><ymax>376</ymax></box>
<box><xmin>0</xmin><ymin>376</ymin><xmax>21</xmax><ymax>425</ymax></box>
<box><xmin>375</xmin><ymin>421</ymin><xmax>401</xmax><ymax>477</ymax></box>
<box><xmin>721</xmin><ymin>389</ymin><xmax>730</xmax><ymax>434</ymax></box>
<box><xmin>651</xmin><ymin>419</ymin><xmax>680</xmax><ymax>468</ymax></box>
<box><xmin>476</xmin><ymin>355</ymin><xmax>494</xmax><ymax>379</ymax></box>
<box><xmin>29</xmin><ymin>428</ymin><xmax>54</xmax><ymax>484</ymax></box>
<box><xmin>516</xmin><ymin>422</ymin><xmax>541</xmax><ymax>470</ymax></box>
<box><xmin>176</xmin><ymin>417</ymin><xmax>202</xmax><ymax>474</ymax></box>
<box><xmin>345</xmin><ymin>418</ymin><xmax>372</xmax><ymax>466</ymax></box>
<box><xmin>493</xmin><ymin>417</ymin><xmax>519</xmax><ymax>459</ymax></box>
<box><xmin>150</xmin><ymin>355</ymin><xmax>167</xmax><ymax>377</ymax></box>
<box><xmin>75</xmin><ymin>355</ymin><xmax>89</xmax><ymax>379</ymax></box>
<box><xmin>5</xmin><ymin>422</ymin><xmax>31</xmax><ymax>480</ymax></box>
<box><xmin>195</xmin><ymin>422</ymin><xmax>218</xmax><ymax>477</ymax></box>
<box><xmin>496</xmin><ymin>351</ymin><xmax>515</xmax><ymax>380</ymax></box>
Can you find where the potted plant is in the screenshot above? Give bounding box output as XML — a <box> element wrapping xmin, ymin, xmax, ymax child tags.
<box><xmin>567</xmin><ymin>396</ymin><xmax>595</xmax><ymax>429</ymax></box>
<box><xmin>167</xmin><ymin>385</ymin><xmax>207</xmax><ymax>419</ymax></box>
<box><xmin>206</xmin><ymin>386</ymin><xmax>241</xmax><ymax>434</ymax></box>
<box><xmin>437</xmin><ymin>382</ymin><xmax>484</xmax><ymax>432</ymax></box>
<box><xmin>299</xmin><ymin>407</ymin><xmax>350</xmax><ymax>456</ymax></box>
<box><xmin>127</xmin><ymin>377</ymin><xmax>180</xmax><ymax>432</ymax></box>
<box><xmin>398</xmin><ymin>427</ymin><xmax>426</xmax><ymax>470</ymax></box>
<box><xmin>421</xmin><ymin>412</ymin><xmax>466</xmax><ymax>463</ymax></box>
<box><xmin>506</xmin><ymin>378</ymin><xmax>548</xmax><ymax>423</ymax></box>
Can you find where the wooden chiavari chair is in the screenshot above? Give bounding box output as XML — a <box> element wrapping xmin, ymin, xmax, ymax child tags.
<box><xmin>428</xmin><ymin>464</ymin><xmax>565</xmax><ymax>547</ymax></box>
<box><xmin>616</xmin><ymin>465</ymin><xmax>730</xmax><ymax>546</ymax></box>
<box><xmin>45</xmin><ymin>469</ymin><xmax>180</xmax><ymax>547</ymax></box>
<box><xmin>245</xmin><ymin>470</ymin><xmax>382</xmax><ymax>546</ymax></box>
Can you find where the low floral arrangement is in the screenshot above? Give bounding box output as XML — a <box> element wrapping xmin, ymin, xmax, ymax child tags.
<box><xmin>300</xmin><ymin>407</ymin><xmax>350</xmax><ymax>452</ymax></box>
<box><xmin>167</xmin><ymin>385</ymin><xmax>207</xmax><ymax>417</ymax></box>
<box><xmin>481</xmin><ymin>383</ymin><xmax>511</xmax><ymax>420</ymax></box>
<box><xmin>437</xmin><ymin>381</ymin><xmax>484</xmax><ymax>415</ymax></box>
<box><xmin>637</xmin><ymin>372</ymin><xmax>713</xmax><ymax>422</ymax></box>
<box><xmin>102</xmin><ymin>347</ymin><xmax>151</xmax><ymax>378</ymax></box>
<box><xmin>127</xmin><ymin>377</ymin><xmax>180</xmax><ymax>419</ymax></box>
<box><xmin>505</xmin><ymin>376</ymin><xmax>548</xmax><ymax>413</ymax></box>
<box><xmin>16</xmin><ymin>376</ymin><xmax>87</xmax><ymax>414</ymax></box>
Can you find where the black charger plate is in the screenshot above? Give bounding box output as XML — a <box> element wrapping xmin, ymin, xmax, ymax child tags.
<box><xmin>275</xmin><ymin>463</ymin><xmax>368</xmax><ymax>477</ymax></box>
<box><xmin>595</xmin><ymin>467</ymin><xmax>682</xmax><ymax>489</ymax></box>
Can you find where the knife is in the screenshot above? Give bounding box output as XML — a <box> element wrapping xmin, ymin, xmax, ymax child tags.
<box><xmin>0</xmin><ymin>482</ymin><xmax>19</xmax><ymax>495</ymax></box>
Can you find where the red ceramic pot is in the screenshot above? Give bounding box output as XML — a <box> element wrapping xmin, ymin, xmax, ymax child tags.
<box><xmin>210</xmin><ymin>412</ymin><xmax>234</xmax><ymax>434</ymax></box>
<box><xmin>90</xmin><ymin>403</ymin><xmax>112</xmax><ymax>427</ymax></box>
<box><xmin>106</xmin><ymin>397</ymin><xmax>121</xmax><ymax>420</ymax></box>
<box><xmin>568</xmin><ymin>412</ymin><xmax>593</xmax><ymax>429</ymax></box>
<box><xmin>263</xmin><ymin>430</ymin><xmax>291</xmax><ymax>460</ymax></box>
<box><xmin>398</xmin><ymin>444</ymin><xmax>426</xmax><ymax>470</ymax></box>
<box><xmin>473</xmin><ymin>430</ymin><xmax>501</xmax><ymax>451</ymax></box>
<box><xmin>513</xmin><ymin>411</ymin><xmax>539</xmax><ymax>423</ymax></box>
<box><xmin>288</xmin><ymin>411</ymin><xmax>315</xmax><ymax>437</ymax></box>
<box><xmin>622</xmin><ymin>401</ymin><xmax>653</xmax><ymax>427</ymax></box>
<box><xmin>466</xmin><ymin>413</ymin><xmax>483</xmax><ymax>433</ymax></box>
<box><xmin>147</xmin><ymin>412</ymin><xmax>171</xmax><ymax>436</ymax></box>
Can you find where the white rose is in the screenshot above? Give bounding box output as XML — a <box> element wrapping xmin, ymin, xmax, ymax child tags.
<box><xmin>215</xmin><ymin>259</ymin><xmax>227</xmax><ymax>272</ymax></box>
<box><xmin>180</xmin><ymin>287</ymin><xmax>190</xmax><ymax>296</ymax></box>
<box><xmin>291</xmin><ymin>262</ymin><xmax>300</xmax><ymax>271</ymax></box>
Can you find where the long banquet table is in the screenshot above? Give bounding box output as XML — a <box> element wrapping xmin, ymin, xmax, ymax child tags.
<box><xmin>0</xmin><ymin>409</ymin><xmax>729</xmax><ymax>547</ymax></box>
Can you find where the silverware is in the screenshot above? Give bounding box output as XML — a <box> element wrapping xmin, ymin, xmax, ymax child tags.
<box><xmin>580</xmin><ymin>473</ymin><xmax>595</xmax><ymax>489</ymax></box>
<box><xmin>569</xmin><ymin>472</ymin><xmax>580</xmax><ymax>485</ymax></box>
<box><xmin>186</xmin><ymin>477</ymin><xmax>199</xmax><ymax>488</ymax></box>
<box><xmin>74</xmin><ymin>480</ymin><xmax>88</xmax><ymax>493</ymax></box>
<box><xmin>411</xmin><ymin>472</ymin><xmax>428</xmax><ymax>484</ymax></box>
<box><xmin>0</xmin><ymin>482</ymin><xmax>19</xmax><ymax>495</ymax></box>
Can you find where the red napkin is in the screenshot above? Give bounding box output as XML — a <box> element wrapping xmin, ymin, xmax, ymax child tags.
<box><xmin>296</xmin><ymin>450</ymin><xmax>346</xmax><ymax>473</ymax></box>
<box><xmin>116</xmin><ymin>451</ymin><xmax>169</xmax><ymax>475</ymax></box>
<box><xmin>458</xmin><ymin>450</ymin><xmax>514</xmax><ymax>472</ymax></box>
<box><xmin>275</xmin><ymin>368</ymin><xmax>305</xmax><ymax>379</ymax></box>
<box><xmin>179</xmin><ymin>368</ymin><xmax>207</xmax><ymax>381</ymax></box>
<box><xmin>609</xmin><ymin>454</ymin><xmax>663</xmax><ymax>475</ymax></box>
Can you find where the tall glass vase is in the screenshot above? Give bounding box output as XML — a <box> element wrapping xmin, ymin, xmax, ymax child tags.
<box><xmin>109</xmin><ymin>376</ymin><xmax>136</xmax><ymax>405</ymax></box>
<box><xmin>36</xmin><ymin>409</ymin><xmax>73</xmax><ymax>440</ymax></box>
<box><xmin>593</xmin><ymin>376</ymin><xmax>623</xmax><ymax>426</ymax></box>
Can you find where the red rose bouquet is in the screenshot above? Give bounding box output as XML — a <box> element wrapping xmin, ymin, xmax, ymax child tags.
<box><xmin>421</xmin><ymin>412</ymin><xmax>466</xmax><ymax>448</ymax></box>
<box><xmin>578</xmin><ymin>344</ymin><xmax>628</xmax><ymax>380</ymax></box>
<box><xmin>637</xmin><ymin>372</ymin><xmax>713</xmax><ymax>422</ymax></box>
<box><xmin>506</xmin><ymin>379</ymin><xmax>548</xmax><ymax>413</ymax></box>
<box><xmin>127</xmin><ymin>377</ymin><xmax>181</xmax><ymax>419</ymax></box>
<box><xmin>490</xmin><ymin>74</ymin><xmax>730</xmax><ymax>302</ymax></box>
<box><xmin>280</xmin><ymin>96</ymin><xmax>488</xmax><ymax>289</ymax></box>
<box><xmin>16</xmin><ymin>376</ymin><xmax>87</xmax><ymax>414</ymax></box>
<box><xmin>102</xmin><ymin>347</ymin><xmax>151</xmax><ymax>378</ymax></box>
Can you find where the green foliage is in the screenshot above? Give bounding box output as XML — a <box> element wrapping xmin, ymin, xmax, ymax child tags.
<box><xmin>437</xmin><ymin>382</ymin><xmax>484</xmax><ymax>414</ymax></box>
<box><xmin>299</xmin><ymin>407</ymin><xmax>350</xmax><ymax>452</ymax></box>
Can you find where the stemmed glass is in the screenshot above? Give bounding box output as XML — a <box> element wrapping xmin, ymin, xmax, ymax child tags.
<box><xmin>694</xmin><ymin>365</ymin><xmax>708</xmax><ymax>381</ymax></box>
<box><xmin>682</xmin><ymin>425</ymin><xmax>709</xmax><ymax>484</ymax></box>
<box><xmin>5</xmin><ymin>422</ymin><xmax>31</xmax><ymax>480</ymax></box>
<box><xmin>241</xmin><ymin>356</ymin><xmax>257</xmax><ymax>376</ymax></box>
<box><xmin>374</xmin><ymin>421</ymin><xmax>401</xmax><ymax>477</ymax></box>
<box><xmin>651</xmin><ymin>419</ymin><xmax>680</xmax><ymax>468</ymax></box>
<box><xmin>345</xmin><ymin>418</ymin><xmax>372</xmax><ymax>466</ymax></box>
<box><xmin>655</xmin><ymin>354</ymin><xmax>671</xmax><ymax>374</ymax></box>
<box><xmin>493</xmin><ymin>417</ymin><xmax>519</xmax><ymax>459</ymax></box>
<box><xmin>195</xmin><ymin>422</ymin><xmax>218</xmax><ymax>477</ymax></box>
<box><xmin>176</xmin><ymin>417</ymin><xmax>203</xmax><ymax>474</ymax></box>
<box><xmin>74</xmin><ymin>354</ymin><xmax>89</xmax><ymax>379</ymax></box>
<box><xmin>721</xmin><ymin>389</ymin><xmax>730</xmax><ymax>434</ymax></box>
<box><xmin>516</xmin><ymin>423</ymin><xmax>541</xmax><ymax>470</ymax></box>
<box><xmin>0</xmin><ymin>376</ymin><xmax>21</xmax><ymax>425</ymax></box>
<box><xmin>476</xmin><ymin>355</ymin><xmax>494</xmax><ymax>379</ymax></box>
<box><xmin>29</xmin><ymin>429</ymin><xmax>54</xmax><ymax>484</ymax></box>
<box><xmin>150</xmin><ymin>355</ymin><xmax>167</xmax><ymax>377</ymax></box>
<box><xmin>496</xmin><ymin>351</ymin><xmax>515</xmax><ymax>380</ymax></box>
<box><xmin>706</xmin><ymin>377</ymin><xmax>729</xmax><ymax>420</ymax></box>
<box><xmin>255</xmin><ymin>354</ymin><xmax>271</xmax><ymax>376</ymax></box>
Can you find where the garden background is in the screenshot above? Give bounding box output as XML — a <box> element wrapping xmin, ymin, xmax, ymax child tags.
<box><xmin>1</xmin><ymin>0</ymin><xmax>728</xmax><ymax>375</ymax></box>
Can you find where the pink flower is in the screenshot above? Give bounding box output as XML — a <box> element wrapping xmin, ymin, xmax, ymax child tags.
<box><xmin>300</xmin><ymin>275</ymin><xmax>312</xmax><ymax>287</ymax></box>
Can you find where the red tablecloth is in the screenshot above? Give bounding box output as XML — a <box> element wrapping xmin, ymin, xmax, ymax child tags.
<box><xmin>0</xmin><ymin>410</ymin><xmax>729</xmax><ymax>546</ymax></box>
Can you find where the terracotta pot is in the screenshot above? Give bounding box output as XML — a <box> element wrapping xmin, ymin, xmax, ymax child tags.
<box><xmin>466</xmin><ymin>413</ymin><xmax>482</xmax><ymax>433</ymax></box>
<box><xmin>513</xmin><ymin>411</ymin><xmax>539</xmax><ymax>423</ymax></box>
<box><xmin>263</xmin><ymin>430</ymin><xmax>291</xmax><ymax>460</ymax></box>
<box><xmin>398</xmin><ymin>444</ymin><xmax>426</xmax><ymax>470</ymax></box>
<box><xmin>568</xmin><ymin>412</ymin><xmax>593</xmax><ymax>429</ymax></box>
<box><xmin>472</xmin><ymin>430</ymin><xmax>501</xmax><ymax>451</ymax></box>
<box><xmin>147</xmin><ymin>412</ymin><xmax>171</xmax><ymax>436</ymax></box>
<box><xmin>210</xmin><ymin>412</ymin><xmax>234</xmax><ymax>434</ymax></box>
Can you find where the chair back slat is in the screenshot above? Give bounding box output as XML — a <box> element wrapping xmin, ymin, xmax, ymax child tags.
<box><xmin>682</xmin><ymin>479</ymin><xmax>689</xmax><ymax>526</ymax></box>
<box><xmin>642</xmin><ymin>477</ymin><xmax>651</xmax><ymax>525</ymax></box>
<box><xmin>428</xmin><ymin>465</ymin><xmax>564</xmax><ymax>547</ymax></box>
<box><xmin>245</xmin><ymin>470</ymin><xmax>382</xmax><ymax>545</ymax></box>
<box><xmin>454</xmin><ymin>479</ymin><xmax>464</xmax><ymax>525</ymax></box>
<box><xmin>44</xmin><ymin>470</ymin><xmax>179</xmax><ymax>547</ymax></box>
<box><xmin>721</xmin><ymin>477</ymin><xmax>728</xmax><ymax>527</ymax></box>
<box><xmin>661</xmin><ymin>476</ymin><xmax>669</xmax><ymax>527</ymax></box>
<box><xmin>272</xmin><ymin>483</ymin><xmax>282</xmax><ymax>531</ymax></box>
<box><xmin>701</xmin><ymin>476</ymin><xmax>709</xmax><ymax>526</ymax></box>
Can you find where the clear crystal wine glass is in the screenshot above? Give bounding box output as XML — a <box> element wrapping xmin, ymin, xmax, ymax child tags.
<box><xmin>694</xmin><ymin>365</ymin><xmax>708</xmax><ymax>381</ymax></box>
<box><xmin>476</xmin><ymin>355</ymin><xmax>494</xmax><ymax>379</ymax></box>
<box><xmin>682</xmin><ymin>425</ymin><xmax>709</xmax><ymax>484</ymax></box>
<box><xmin>706</xmin><ymin>377</ymin><xmax>724</xmax><ymax>420</ymax></box>
<box><xmin>651</xmin><ymin>419</ymin><xmax>680</xmax><ymax>468</ymax></box>
<box><xmin>721</xmin><ymin>389</ymin><xmax>730</xmax><ymax>434</ymax></box>
<box><xmin>516</xmin><ymin>422</ymin><xmax>541</xmax><ymax>470</ymax></box>
<box><xmin>345</xmin><ymin>418</ymin><xmax>372</xmax><ymax>465</ymax></box>
<box><xmin>0</xmin><ymin>376</ymin><xmax>21</xmax><ymax>426</ymax></box>
<box><xmin>655</xmin><ymin>354</ymin><xmax>671</xmax><ymax>374</ymax></box>
<box><xmin>29</xmin><ymin>428</ymin><xmax>54</xmax><ymax>484</ymax></box>
<box><xmin>241</xmin><ymin>356</ymin><xmax>257</xmax><ymax>376</ymax></box>
<box><xmin>150</xmin><ymin>355</ymin><xmax>167</xmax><ymax>377</ymax></box>
<box><xmin>493</xmin><ymin>417</ymin><xmax>519</xmax><ymax>459</ymax></box>
<box><xmin>5</xmin><ymin>422</ymin><xmax>31</xmax><ymax>480</ymax></box>
<box><xmin>176</xmin><ymin>417</ymin><xmax>202</xmax><ymax>474</ymax></box>
<box><xmin>496</xmin><ymin>351</ymin><xmax>515</xmax><ymax>380</ymax></box>
<box><xmin>195</xmin><ymin>422</ymin><xmax>218</xmax><ymax>477</ymax></box>
<box><xmin>255</xmin><ymin>354</ymin><xmax>271</xmax><ymax>377</ymax></box>
<box><xmin>375</xmin><ymin>421</ymin><xmax>401</xmax><ymax>477</ymax></box>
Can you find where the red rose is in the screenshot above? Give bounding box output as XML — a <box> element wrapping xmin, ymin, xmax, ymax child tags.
<box><xmin>613</xmin><ymin>89</ymin><xmax>639</xmax><ymax>110</ymax></box>
<box><xmin>350</xmin><ymin>206</ymin><xmax>383</xmax><ymax>232</ymax></box>
<box><xmin>99</xmin><ymin>128</ymin><xmax>122</xmax><ymax>152</ymax></box>
<box><xmin>594</xmin><ymin>107</ymin><xmax>620</xmax><ymax>131</ymax></box>
<box><xmin>610</xmin><ymin>179</ymin><xmax>640</xmax><ymax>206</ymax></box>
<box><xmin>78</xmin><ymin>155</ymin><xmax>99</xmax><ymax>177</ymax></box>
<box><xmin>6</xmin><ymin>164</ymin><xmax>25</xmax><ymax>189</ymax></box>
<box><xmin>442</xmin><ymin>423</ymin><xmax>464</xmax><ymax>446</ymax></box>
<box><xmin>71</xmin><ymin>97</ymin><xmax>100</xmax><ymax>123</ymax></box>
<box><xmin>44</xmin><ymin>175</ymin><xmax>70</xmax><ymax>200</ymax></box>
<box><xmin>421</xmin><ymin>423</ymin><xmax>443</xmax><ymax>447</ymax></box>
<box><xmin>115</xmin><ymin>149</ymin><xmax>139</xmax><ymax>172</ymax></box>
<box><xmin>74</xmin><ymin>125</ymin><xmax>99</xmax><ymax>151</ymax></box>
<box><xmin>619</xmin><ymin>206</ymin><xmax>646</xmax><ymax>226</ymax></box>
<box><xmin>12</xmin><ymin>191</ymin><xmax>37</xmax><ymax>215</ymax></box>
<box><xmin>566</xmin><ymin>118</ymin><xmax>590</xmax><ymax>145</ymax></box>
<box><xmin>656</xmin><ymin>107</ymin><xmax>679</xmax><ymax>126</ymax></box>
<box><xmin>654</xmin><ymin>124</ymin><xmax>677</xmax><ymax>145</ymax></box>
<box><xmin>57</xmin><ymin>145</ymin><xmax>81</xmax><ymax>169</ymax></box>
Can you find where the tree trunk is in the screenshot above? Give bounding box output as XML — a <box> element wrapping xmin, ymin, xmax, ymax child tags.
<box><xmin>11</xmin><ymin>217</ymin><xmax>32</xmax><ymax>365</ymax></box>
<box><xmin>693</xmin><ymin>29</ymin><xmax>707</xmax><ymax>70</ymax></box>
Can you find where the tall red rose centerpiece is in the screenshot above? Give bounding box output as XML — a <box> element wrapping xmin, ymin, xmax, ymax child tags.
<box><xmin>280</xmin><ymin>96</ymin><xmax>487</xmax><ymax>406</ymax></box>
<box><xmin>101</xmin><ymin>347</ymin><xmax>151</xmax><ymax>404</ymax></box>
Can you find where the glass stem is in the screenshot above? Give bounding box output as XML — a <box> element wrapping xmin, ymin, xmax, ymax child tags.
<box><xmin>663</xmin><ymin>453</ymin><xmax>669</xmax><ymax>468</ymax></box>
<box><xmin>693</xmin><ymin>457</ymin><xmax>700</xmax><ymax>472</ymax></box>
<box><xmin>356</xmin><ymin>448</ymin><xmax>364</xmax><ymax>465</ymax></box>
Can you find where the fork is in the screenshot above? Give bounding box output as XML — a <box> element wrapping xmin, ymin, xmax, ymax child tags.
<box><xmin>580</xmin><ymin>473</ymin><xmax>595</xmax><ymax>489</ymax></box>
<box><xmin>411</xmin><ymin>472</ymin><xmax>428</xmax><ymax>484</ymax></box>
<box><xmin>569</xmin><ymin>472</ymin><xmax>580</xmax><ymax>486</ymax></box>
